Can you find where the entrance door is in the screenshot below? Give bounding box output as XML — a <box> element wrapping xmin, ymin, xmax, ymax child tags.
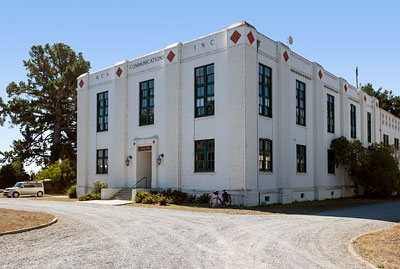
<box><xmin>136</xmin><ymin>150</ymin><xmax>152</xmax><ymax>188</ymax></box>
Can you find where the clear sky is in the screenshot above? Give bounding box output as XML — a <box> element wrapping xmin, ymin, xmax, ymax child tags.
<box><xmin>0</xmin><ymin>0</ymin><xmax>399</xmax><ymax>169</ymax></box>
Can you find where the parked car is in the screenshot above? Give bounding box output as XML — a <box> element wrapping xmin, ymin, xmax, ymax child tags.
<box><xmin>3</xmin><ymin>181</ymin><xmax>45</xmax><ymax>198</ymax></box>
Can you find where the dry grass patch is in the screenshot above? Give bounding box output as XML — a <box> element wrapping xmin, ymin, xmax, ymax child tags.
<box><xmin>127</xmin><ymin>198</ymin><xmax>398</xmax><ymax>215</ymax></box>
<box><xmin>353</xmin><ymin>225</ymin><xmax>400</xmax><ymax>269</ymax></box>
<box><xmin>0</xmin><ymin>208</ymin><xmax>55</xmax><ymax>233</ymax></box>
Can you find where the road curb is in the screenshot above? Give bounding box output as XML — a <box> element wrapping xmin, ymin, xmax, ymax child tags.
<box><xmin>346</xmin><ymin>226</ymin><xmax>393</xmax><ymax>269</ymax></box>
<box><xmin>0</xmin><ymin>217</ymin><xmax>57</xmax><ymax>236</ymax></box>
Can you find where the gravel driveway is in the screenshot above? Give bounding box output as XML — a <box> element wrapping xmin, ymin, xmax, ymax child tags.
<box><xmin>0</xmin><ymin>199</ymin><xmax>399</xmax><ymax>269</ymax></box>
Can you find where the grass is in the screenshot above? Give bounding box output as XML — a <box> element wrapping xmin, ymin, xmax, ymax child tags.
<box><xmin>126</xmin><ymin>197</ymin><xmax>399</xmax><ymax>215</ymax></box>
<box><xmin>353</xmin><ymin>225</ymin><xmax>400</xmax><ymax>269</ymax></box>
<box><xmin>0</xmin><ymin>208</ymin><xmax>55</xmax><ymax>233</ymax></box>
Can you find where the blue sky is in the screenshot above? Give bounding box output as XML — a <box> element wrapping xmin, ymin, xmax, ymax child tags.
<box><xmin>0</xmin><ymin>0</ymin><xmax>399</xmax><ymax>169</ymax></box>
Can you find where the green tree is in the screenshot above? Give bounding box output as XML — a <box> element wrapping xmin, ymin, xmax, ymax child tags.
<box><xmin>35</xmin><ymin>158</ymin><xmax>76</xmax><ymax>194</ymax></box>
<box><xmin>0</xmin><ymin>160</ymin><xmax>30</xmax><ymax>189</ymax></box>
<box><xmin>0</xmin><ymin>43</ymin><xmax>90</xmax><ymax>166</ymax></box>
<box><xmin>362</xmin><ymin>83</ymin><xmax>400</xmax><ymax>117</ymax></box>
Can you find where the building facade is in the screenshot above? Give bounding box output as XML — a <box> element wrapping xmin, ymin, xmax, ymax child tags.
<box><xmin>76</xmin><ymin>22</ymin><xmax>399</xmax><ymax>205</ymax></box>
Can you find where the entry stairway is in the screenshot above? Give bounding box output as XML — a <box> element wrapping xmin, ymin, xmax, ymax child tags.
<box><xmin>111</xmin><ymin>188</ymin><xmax>132</xmax><ymax>201</ymax></box>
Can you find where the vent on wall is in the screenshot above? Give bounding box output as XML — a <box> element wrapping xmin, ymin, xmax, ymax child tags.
<box><xmin>300</xmin><ymin>193</ymin><xmax>305</xmax><ymax>199</ymax></box>
<box><xmin>265</xmin><ymin>196</ymin><xmax>270</xmax><ymax>202</ymax></box>
<box><xmin>331</xmin><ymin>191</ymin><xmax>334</xmax><ymax>196</ymax></box>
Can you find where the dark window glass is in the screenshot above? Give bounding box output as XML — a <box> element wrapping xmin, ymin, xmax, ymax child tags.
<box><xmin>383</xmin><ymin>134</ymin><xmax>389</xmax><ymax>145</ymax></box>
<box><xmin>259</xmin><ymin>64</ymin><xmax>272</xmax><ymax>117</ymax></box>
<box><xmin>367</xmin><ymin>112</ymin><xmax>372</xmax><ymax>143</ymax></box>
<box><xmin>96</xmin><ymin>149</ymin><xmax>108</xmax><ymax>174</ymax></box>
<box><xmin>195</xmin><ymin>64</ymin><xmax>214</xmax><ymax>117</ymax></box>
<box><xmin>395</xmin><ymin>138</ymin><xmax>399</xmax><ymax>150</ymax></box>
<box><xmin>140</xmin><ymin>79</ymin><xmax>154</xmax><ymax>126</ymax></box>
<box><xmin>327</xmin><ymin>94</ymin><xmax>334</xmax><ymax>133</ymax></box>
<box><xmin>97</xmin><ymin>91</ymin><xmax>108</xmax><ymax>132</ymax></box>
<box><xmin>350</xmin><ymin>104</ymin><xmax>356</xmax><ymax>138</ymax></box>
<box><xmin>328</xmin><ymin>149</ymin><xmax>335</xmax><ymax>174</ymax></box>
<box><xmin>259</xmin><ymin>139</ymin><xmax>272</xmax><ymax>172</ymax></box>
<box><xmin>195</xmin><ymin>139</ymin><xmax>215</xmax><ymax>172</ymax></box>
<box><xmin>296</xmin><ymin>145</ymin><xmax>306</xmax><ymax>173</ymax></box>
<box><xmin>296</xmin><ymin>81</ymin><xmax>306</xmax><ymax>126</ymax></box>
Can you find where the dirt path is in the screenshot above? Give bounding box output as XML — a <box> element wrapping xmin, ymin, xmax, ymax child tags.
<box><xmin>0</xmin><ymin>199</ymin><xmax>399</xmax><ymax>268</ymax></box>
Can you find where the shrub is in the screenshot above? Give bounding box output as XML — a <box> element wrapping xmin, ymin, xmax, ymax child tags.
<box><xmin>159</xmin><ymin>196</ymin><xmax>172</xmax><ymax>206</ymax></box>
<box><xmin>78</xmin><ymin>192</ymin><xmax>100</xmax><ymax>201</ymax></box>
<box><xmin>198</xmin><ymin>193</ymin><xmax>211</xmax><ymax>204</ymax></box>
<box><xmin>184</xmin><ymin>194</ymin><xmax>196</xmax><ymax>204</ymax></box>
<box><xmin>142</xmin><ymin>193</ymin><xmax>160</xmax><ymax>204</ymax></box>
<box><xmin>135</xmin><ymin>191</ymin><xmax>151</xmax><ymax>203</ymax></box>
<box><xmin>93</xmin><ymin>180</ymin><xmax>108</xmax><ymax>194</ymax></box>
<box><xmin>35</xmin><ymin>159</ymin><xmax>76</xmax><ymax>194</ymax></box>
<box><xmin>170</xmin><ymin>190</ymin><xmax>188</xmax><ymax>204</ymax></box>
<box><xmin>67</xmin><ymin>185</ymin><xmax>77</xmax><ymax>198</ymax></box>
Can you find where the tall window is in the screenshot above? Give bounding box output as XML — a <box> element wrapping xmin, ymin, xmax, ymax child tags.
<box><xmin>395</xmin><ymin>138</ymin><xmax>399</xmax><ymax>150</ymax></box>
<box><xmin>327</xmin><ymin>94</ymin><xmax>334</xmax><ymax>133</ymax></box>
<box><xmin>296</xmin><ymin>80</ymin><xmax>306</xmax><ymax>126</ymax></box>
<box><xmin>327</xmin><ymin>149</ymin><xmax>335</xmax><ymax>174</ymax></box>
<box><xmin>350</xmin><ymin>104</ymin><xmax>356</xmax><ymax>139</ymax></box>
<box><xmin>383</xmin><ymin>134</ymin><xmax>389</xmax><ymax>145</ymax></box>
<box><xmin>96</xmin><ymin>149</ymin><xmax>108</xmax><ymax>174</ymax></box>
<box><xmin>296</xmin><ymin>145</ymin><xmax>306</xmax><ymax>173</ymax></box>
<box><xmin>259</xmin><ymin>64</ymin><xmax>272</xmax><ymax>117</ymax></box>
<box><xmin>97</xmin><ymin>91</ymin><xmax>108</xmax><ymax>132</ymax></box>
<box><xmin>195</xmin><ymin>64</ymin><xmax>214</xmax><ymax>118</ymax></box>
<box><xmin>259</xmin><ymin>139</ymin><xmax>272</xmax><ymax>172</ymax></box>
<box><xmin>367</xmin><ymin>112</ymin><xmax>372</xmax><ymax>143</ymax></box>
<box><xmin>139</xmin><ymin>79</ymin><xmax>154</xmax><ymax>126</ymax></box>
<box><xmin>195</xmin><ymin>139</ymin><xmax>215</xmax><ymax>172</ymax></box>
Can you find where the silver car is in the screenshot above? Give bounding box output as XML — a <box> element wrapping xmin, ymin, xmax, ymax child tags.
<box><xmin>3</xmin><ymin>181</ymin><xmax>45</xmax><ymax>198</ymax></box>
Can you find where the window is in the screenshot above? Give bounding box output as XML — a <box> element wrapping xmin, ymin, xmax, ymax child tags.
<box><xmin>96</xmin><ymin>149</ymin><xmax>108</xmax><ymax>174</ymax></box>
<box><xmin>195</xmin><ymin>139</ymin><xmax>214</xmax><ymax>172</ymax></box>
<box><xmin>383</xmin><ymin>134</ymin><xmax>389</xmax><ymax>145</ymax></box>
<box><xmin>195</xmin><ymin>64</ymin><xmax>214</xmax><ymax>117</ymax></box>
<box><xmin>367</xmin><ymin>112</ymin><xmax>372</xmax><ymax>143</ymax></box>
<box><xmin>296</xmin><ymin>145</ymin><xmax>306</xmax><ymax>173</ymax></box>
<box><xmin>327</xmin><ymin>94</ymin><xmax>334</xmax><ymax>133</ymax></box>
<box><xmin>395</xmin><ymin>138</ymin><xmax>399</xmax><ymax>150</ymax></box>
<box><xmin>296</xmin><ymin>80</ymin><xmax>306</xmax><ymax>126</ymax></box>
<box><xmin>350</xmin><ymin>104</ymin><xmax>356</xmax><ymax>138</ymax></box>
<box><xmin>97</xmin><ymin>91</ymin><xmax>108</xmax><ymax>132</ymax></box>
<box><xmin>259</xmin><ymin>64</ymin><xmax>272</xmax><ymax>117</ymax></box>
<box><xmin>327</xmin><ymin>149</ymin><xmax>335</xmax><ymax>174</ymax></box>
<box><xmin>139</xmin><ymin>79</ymin><xmax>154</xmax><ymax>126</ymax></box>
<box><xmin>259</xmin><ymin>139</ymin><xmax>272</xmax><ymax>172</ymax></box>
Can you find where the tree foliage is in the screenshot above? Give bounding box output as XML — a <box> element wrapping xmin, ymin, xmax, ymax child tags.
<box><xmin>331</xmin><ymin>136</ymin><xmax>400</xmax><ymax>197</ymax></box>
<box><xmin>35</xmin><ymin>158</ymin><xmax>76</xmax><ymax>194</ymax></box>
<box><xmin>362</xmin><ymin>83</ymin><xmax>400</xmax><ymax>117</ymax></box>
<box><xmin>0</xmin><ymin>43</ymin><xmax>90</xmax><ymax>166</ymax></box>
<box><xmin>0</xmin><ymin>160</ymin><xmax>30</xmax><ymax>189</ymax></box>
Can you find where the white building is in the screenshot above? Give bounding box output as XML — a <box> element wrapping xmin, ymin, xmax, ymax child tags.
<box><xmin>76</xmin><ymin>21</ymin><xmax>400</xmax><ymax>205</ymax></box>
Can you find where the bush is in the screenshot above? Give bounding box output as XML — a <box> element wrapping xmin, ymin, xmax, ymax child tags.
<box><xmin>184</xmin><ymin>194</ymin><xmax>196</xmax><ymax>204</ymax></box>
<box><xmin>35</xmin><ymin>159</ymin><xmax>76</xmax><ymax>194</ymax></box>
<box><xmin>93</xmin><ymin>180</ymin><xmax>108</xmax><ymax>194</ymax></box>
<box><xmin>78</xmin><ymin>192</ymin><xmax>100</xmax><ymax>201</ymax></box>
<box><xmin>198</xmin><ymin>193</ymin><xmax>211</xmax><ymax>204</ymax></box>
<box><xmin>142</xmin><ymin>193</ymin><xmax>160</xmax><ymax>204</ymax></box>
<box><xmin>67</xmin><ymin>185</ymin><xmax>77</xmax><ymax>198</ymax></box>
<box><xmin>159</xmin><ymin>196</ymin><xmax>172</xmax><ymax>206</ymax></box>
<box><xmin>135</xmin><ymin>191</ymin><xmax>151</xmax><ymax>203</ymax></box>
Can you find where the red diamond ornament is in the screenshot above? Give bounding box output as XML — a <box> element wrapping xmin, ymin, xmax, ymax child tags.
<box><xmin>230</xmin><ymin>30</ymin><xmax>241</xmax><ymax>44</ymax></box>
<box><xmin>344</xmin><ymin>84</ymin><xmax>348</xmax><ymax>92</ymax></box>
<box><xmin>283</xmin><ymin>51</ymin><xmax>289</xmax><ymax>62</ymax></box>
<box><xmin>167</xmin><ymin>51</ymin><xmax>175</xmax><ymax>63</ymax></box>
<box><xmin>318</xmin><ymin>70</ymin><xmax>323</xmax><ymax>80</ymax></box>
<box><xmin>79</xmin><ymin>79</ymin><xmax>84</xmax><ymax>88</ymax></box>
<box><xmin>116</xmin><ymin>67</ymin><xmax>123</xmax><ymax>78</ymax></box>
<box><xmin>376</xmin><ymin>102</ymin><xmax>379</xmax><ymax>107</ymax></box>
<box><xmin>364</xmin><ymin>96</ymin><xmax>367</xmax><ymax>102</ymax></box>
<box><xmin>247</xmin><ymin>31</ymin><xmax>255</xmax><ymax>44</ymax></box>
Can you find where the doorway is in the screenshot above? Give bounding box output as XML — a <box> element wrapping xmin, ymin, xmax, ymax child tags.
<box><xmin>136</xmin><ymin>149</ymin><xmax>152</xmax><ymax>188</ymax></box>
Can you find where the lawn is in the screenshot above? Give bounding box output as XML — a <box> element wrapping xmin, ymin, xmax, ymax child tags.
<box><xmin>353</xmin><ymin>225</ymin><xmax>400</xmax><ymax>269</ymax></box>
<box><xmin>0</xmin><ymin>208</ymin><xmax>55</xmax><ymax>233</ymax></box>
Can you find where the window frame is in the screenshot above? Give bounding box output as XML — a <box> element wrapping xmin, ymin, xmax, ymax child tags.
<box><xmin>327</xmin><ymin>149</ymin><xmax>335</xmax><ymax>174</ymax></box>
<box><xmin>194</xmin><ymin>139</ymin><xmax>215</xmax><ymax>172</ymax></box>
<box><xmin>296</xmin><ymin>80</ymin><xmax>306</xmax><ymax>126</ymax></box>
<box><xmin>139</xmin><ymin>79</ymin><xmax>154</xmax><ymax>126</ymax></box>
<box><xmin>258</xmin><ymin>64</ymin><xmax>272</xmax><ymax>118</ymax></box>
<box><xmin>367</xmin><ymin>112</ymin><xmax>372</xmax><ymax>143</ymax></box>
<box><xmin>296</xmin><ymin>144</ymin><xmax>306</xmax><ymax>173</ymax></box>
<box><xmin>97</xmin><ymin>91</ymin><xmax>108</xmax><ymax>132</ymax></box>
<box><xmin>194</xmin><ymin>64</ymin><xmax>215</xmax><ymax>118</ymax></box>
<box><xmin>327</xmin><ymin>94</ymin><xmax>335</xmax><ymax>133</ymax></box>
<box><xmin>383</xmin><ymin>134</ymin><xmax>389</xmax><ymax>145</ymax></box>
<box><xmin>395</xmin><ymin>138</ymin><xmax>399</xmax><ymax>150</ymax></box>
<box><xmin>96</xmin><ymin>149</ymin><xmax>108</xmax><ymax>174</ymax></box>
<box><xmin>259</xmin><ymin>139</ymin><xmax>273</xmax><ymax>172</ymax></box>
<box><xmin>350</xmin><ymin>104</ymin><xmax>356</xmax><ymax>139</ymax></box>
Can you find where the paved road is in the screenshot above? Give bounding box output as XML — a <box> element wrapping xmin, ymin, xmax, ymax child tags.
<box><xmin>0</xmin><ymin>199</ymin><xmax>399</xmax><ymax>269</ymax></box>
